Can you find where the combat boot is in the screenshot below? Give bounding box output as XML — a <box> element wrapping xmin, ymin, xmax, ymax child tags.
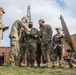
<box><xmin>31</xmin><ymin>61</ymin><xmax>35</xmax><ymax>68</ymax></box>
<box><xmin>18</xmin><ymin>61</ymin><xmax>21</xmax><ymax>67</ymax></box>
<box><xmin>59</xmin><ymin>61</ymin><xmax>63</xmax><ymax>68</ymax></box>
<box><xmin>51</xmin><ymin>62</ymin><xmax>56</xmax><ymax>68</ymax></box>
<box><xmin>59</xmin><ymin>63</ymin><xmax>61</xmax><ymax>68</ymax></box>
<box><xmin>68</xmin><ymin>62</ymin><xmax>73</xmax><ymax>68</ymax></box>
<box><xmin>9</xmin><ymin>57</ymin><xmax>15</xmax><ymax>66</ymax></box>
<box><xmin>15</xmin><ymin>60</ymin><xmax>20</xmax><ymax>66</ymax></box>
<box><xmin>10</xmin><ymin>61</ymin><xmax>15</xmax><ymax>66</ymax></box>
<box><xmin>42</xmin><ymin>63</ymin><xmax>48</xmax><ymax>68</ymax></box>
<box><xmin>14</xmin><ymin>55</ymin><xmax>20</xmax><ymax>66</ymax></box>
<box><xmin>37</xmin><ymin>63</ymin><xmax>40</xmax><ymax>67</ymax></box>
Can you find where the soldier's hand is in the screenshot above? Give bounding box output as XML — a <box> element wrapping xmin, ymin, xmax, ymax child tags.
<box><xmin>5</xmin><ymin>26</ymin><xmax>9</xmax><ymax>29</ymax></box>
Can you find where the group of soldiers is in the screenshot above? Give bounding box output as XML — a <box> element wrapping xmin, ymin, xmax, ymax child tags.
<box><xmin>0</xmin><ymin>7</ymin><xmax>65</xmax><ymax>68</ymax></box>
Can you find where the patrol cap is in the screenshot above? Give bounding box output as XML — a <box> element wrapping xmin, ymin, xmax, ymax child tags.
<box><xmin>22</xmin><ymin>16</ymin><xmax>27</xmax><ymax>22</ymax></box>
<box><xmin>55</xmin><ymin>27</ymin><xmax>62</xmax><ymax>30</ymax></box>
<box><xmin>0</xmin><ymin>7</ymin><xmax>5</xmax><ymax>14</ymax></box>
<box><xmin>39</xmin><ymin>19</ymin><xmax>45</xmax><ymax>23</ymax></box>
<box><xmin>29</xmin><ymin>21</ymin><xmax>33</xmax><ymax>24</ymax></box>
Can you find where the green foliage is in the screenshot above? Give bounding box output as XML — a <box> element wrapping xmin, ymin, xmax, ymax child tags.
<box><xmin>6</xmin><ymin>60</ymin><xmax>11</xmax><ymax>65</ymax></box>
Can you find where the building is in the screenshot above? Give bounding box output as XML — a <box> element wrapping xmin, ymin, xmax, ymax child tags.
<box><xmin>0</xmin><ymin>47</ymin><xmax>10</xmax><ymax>62</ymax></box>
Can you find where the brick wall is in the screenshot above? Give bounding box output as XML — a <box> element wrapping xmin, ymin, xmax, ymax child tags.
<box><xmin>0</xmin><ymin>47</ymin><xmax>10</xmax><ymax>62</ymax></box>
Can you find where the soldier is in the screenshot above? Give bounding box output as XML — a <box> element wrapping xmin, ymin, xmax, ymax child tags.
<box><xmin>38</xmin><ymin>19</ymin><xmax>52</xmax><ymax>67</ymax></box>
<box><xmin>9</xmin><ymin>17</ymin><xmax>31</xmax><ymax>66</ymax></box>
<box><xmin>25</xmin><ymin>22</ymin><xmax>38</xmax><ymax>67</ymax></box>
<box><xmin>51</xmin><ymin>27</ymin><xmax>64</xmax><ymax>67</ymax></box>
<box><xmin>0</xmin><ymin>7</ymin><xmax>9</xmax><ymax>43</ymax></box>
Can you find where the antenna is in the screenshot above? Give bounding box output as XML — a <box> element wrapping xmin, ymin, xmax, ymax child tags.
<box><xmin>26</xmin><ymin>6</ymin><xmax>31</xmax><ymax>23</ymax></box>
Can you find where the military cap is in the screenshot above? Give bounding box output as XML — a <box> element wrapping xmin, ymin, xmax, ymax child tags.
<box><xmin>29</xmin><ymin>21</ymin><xmax>33</xmax><ymax>24</ymax></box>
<box><xmin>22</xmin><ymin>16</ymin><xmax>27</xmax><ymax>22</ymax></box>
<box><xmin>39</xmin><ymin>19</ymin><xmax>45</xmax><ymax>23</ymax></box>
<box><xmin>0</xmin><ymin>7</ymin><xmax>5</xmax><ymax>13</ymax></box>
<box><xmin>55</xmin><ymin>27</ymin><xmax>62</xmax><ymax>30</ymax></box>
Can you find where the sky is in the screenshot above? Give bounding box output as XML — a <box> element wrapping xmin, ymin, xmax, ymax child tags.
<box><xmin>0</xmin><ymin>0</ymin><xmax>76</xmax><ymax>47</ymax></box>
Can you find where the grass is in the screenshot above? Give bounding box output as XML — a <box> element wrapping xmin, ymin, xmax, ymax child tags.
<box><xmin>0</xmin><ymin>65</ymin><xmax>76</xmax><ymax>75</ymax></box>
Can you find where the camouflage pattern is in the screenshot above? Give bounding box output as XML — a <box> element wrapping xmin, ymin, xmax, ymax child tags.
<box><xmin>19</xmin><ymin>29</ymin><xmax>26</xmax><ymax>66</ymax></box>
<box><xmin>9</xmin><ymin>38</ymin><xmax>20</xmax><ymax>66</ymax></box>
<box><xmin>9</xmin><ymin>20</ymin><xmax>31</xmax><ymax>66</ymax></box>
<box><xmin>9</xmin><ymin>20</ymin><xmax>31</xmax><ymax>40</ymax></box>
<box><xmin>25</xmin><ymin>27</ymin><xmax>38</xmax><ymax>66</ymax></box>
<box><xmin>51</xmin><ymin>33</ymin><xmax>64</xmax><ymax>64</ymax></box>
<box><xmin>0</xmin><ymin>17</ymin><xmax>9</xmax><ymax>43</ymax></box>
<box><xmin>41</xmin><ymin>42</ymin><xmax>52</xmax><ymax>63</ymax></box>
<box><xmin>40</xmin><ymin>24</ymin><xmax>52</xmax><ymax>63</ymax></box>
<box><xmin>26</xmin><ymin>41</ymin><xmax>37</xmax><ymax>64</ymax></box>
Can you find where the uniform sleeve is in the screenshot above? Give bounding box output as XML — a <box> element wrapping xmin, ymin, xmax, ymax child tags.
<box><xmin>23</xmin><ymin>24</ymin><xmax>31</xmax><ymax>31</ymax></box>
<box><xmin>0</xmin><ymin>18</ymin><xmax>9</xmax><ymax>30</ymax></box>
<box><xmin>18</xmin><ymin>20</ymin><xmax>31</xmax><ymax>32</ymax></box>
<box><xmin>47</xmin><ymin>25</ymin><xmax>53</xmax><ymax>39</ymax></box>
<box><xmin>2</xmin><ymin>24</ymin><xmax>9</xmax><ymax>31</ymax></box>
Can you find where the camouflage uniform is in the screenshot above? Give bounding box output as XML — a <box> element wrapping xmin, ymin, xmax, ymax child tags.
<box><xmin>19</xmin><ymin>29</ymin><xmax>26</xmax><ymax>66</ymax></box>
<box><xmin>25</xmin><ymin>27</ymin><xmax>38</xmax><ymax>67</ymax></box>
<box><xmin>9</xmin><ymin>20</ymin><xmax>31</xmax><ymax>66</ymax></box>
<box><xmin>40</xmin><ymin>24</ymin><xmax>52</xmax><ymax>64</ymax></box>
<box><xmin>51</xmin><ymin>31</ymin><xmax>64</xmax><ymax>67</ymax></box>
<box><xmin>0</xmin><ymin>11</ymin><xmax>9</xmax><ymax>43</ymax></box>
